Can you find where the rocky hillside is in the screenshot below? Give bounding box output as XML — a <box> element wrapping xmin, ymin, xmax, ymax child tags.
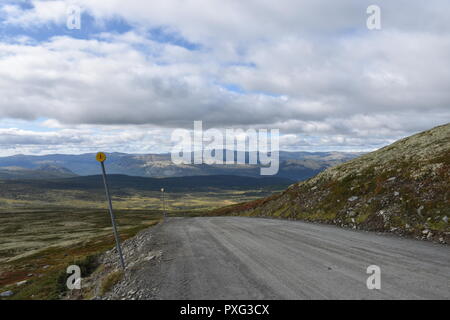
<box><xmin>212</xmin><ymin>123</ymin><xmax>450</xmax><ymax>243</ymax></box>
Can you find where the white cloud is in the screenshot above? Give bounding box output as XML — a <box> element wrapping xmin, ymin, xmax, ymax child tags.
<box><xmin>1</xmin><ymin>0</ymin><xmax>67</xmax><ymax>27</ymax></box>
<box><xmin>0</xmin><ymin>1</ymin><xmax>449</xmax><ymax>154</ymax></box>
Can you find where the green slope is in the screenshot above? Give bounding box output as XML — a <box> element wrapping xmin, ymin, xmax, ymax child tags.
<box><xmin>212</xmin><ymin>123</ymin><xmax>450</xmax><ymax>243</ymax></box>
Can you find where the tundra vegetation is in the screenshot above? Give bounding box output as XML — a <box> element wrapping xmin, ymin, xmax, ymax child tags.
<box><xmin>0</xmin><ymin>185</ymin><xmax>284</xmax><ymax>299</ymax></box>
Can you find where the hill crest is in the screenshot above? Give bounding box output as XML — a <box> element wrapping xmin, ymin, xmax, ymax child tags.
<box><xmin>212</xmin><ymin>123</ymin><xmax>450</xmax><ymax>243</ymax></box>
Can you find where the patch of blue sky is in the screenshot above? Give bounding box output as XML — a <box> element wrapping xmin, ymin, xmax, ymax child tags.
<box><xmin>221</xmin><ymin>83</ymin><xmax>246</xmax><ymax>94</ymax></box>
<box><xmin>253</xmin><ymin>91</ymin><xmax>284</xmax><ymax>98</ymax></box>
<box><xmin>126</xmin><ymin>41</ymin><xmax>164</xmax><ymax>60</ymax></box>
<box><xmin>1</xmin><ymin>0</ymin><xmax>33</xmax><ymax>10</ymax></box>
<box><xmin>339</xmin><ymin>26</ymin><xmax>372</xmax><ymax>39</ymax></box>
<box><xmin>222</xmin><ymin>61</ymin><xmax>257</xmax><ymax>68</ymax></box>
<box><xmin>147</xmin><ymin>27</ymin><xmax>201</xmax><ymax>51</ymax></box>
<box><xmin>219</xmin><ymin>83</ymin><xmax>284</xmax><ymax>99</ymax></box>
<box><xmin>0</xmin><ymin>10</ymin><xmax>133</xmax><ymax>42</ymax></box>
<box><xmin>0</xmin><ymin>118</ymin><xmax>59</xmax><ymax>132</ymax></box>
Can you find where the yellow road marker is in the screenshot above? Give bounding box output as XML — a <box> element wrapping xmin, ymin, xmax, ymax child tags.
<box><xmin>96</xmin><ymin>152</ymin><xmax>106</xmax><ymax>162</ymax></box>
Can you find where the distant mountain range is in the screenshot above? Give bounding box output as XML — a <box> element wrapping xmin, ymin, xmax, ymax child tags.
<box><xmin>0</xmin><ymin>151</ymin><xmax>362</xmax><ymax>181</ymax></box>
<box><xmin>212</xmin><ymin>123</ymin><xmax>450</xmax><ymax>243</ymax></box>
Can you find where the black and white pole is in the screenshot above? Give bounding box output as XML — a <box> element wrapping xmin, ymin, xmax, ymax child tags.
<box><xmin>97</xmin><ymin>152</ymin><xmax>125</xmax><ymax>270</ymax></box>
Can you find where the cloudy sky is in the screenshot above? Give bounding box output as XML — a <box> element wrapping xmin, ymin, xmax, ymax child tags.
<box><xmin>0</xmin><ymin>0</ymin><xmax>449</xmax><ymax>156</ymax></box>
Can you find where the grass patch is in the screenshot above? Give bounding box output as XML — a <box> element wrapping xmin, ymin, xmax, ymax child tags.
<box><xmin>0</xmin><ymin>187</ymin><xmax>284</xmax><ymax>299</ymax></box>
<box><xmin>0</xmin><ymin>214</ymin><xmax>161</xmax><ymax>300</ymax></box>
<box><xmin>100</xmin><ymin>270</ymin><xmax>124</xmax><ymax>296</ymax></box>
<box><xmin>7</xmin><ymin>269</ymin><xmax>67</xmax><ymax>300</ymax></box>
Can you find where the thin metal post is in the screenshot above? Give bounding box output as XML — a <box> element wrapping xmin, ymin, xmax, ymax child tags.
<box><xmin>100</xmin><ymin>161</ymin><xmax>125</xmax><ymax>270</ymax></box>
<box><xmin>161</xmin><ymin>188</ymin><xmax>166</xmax><ymax>221</ymax></box>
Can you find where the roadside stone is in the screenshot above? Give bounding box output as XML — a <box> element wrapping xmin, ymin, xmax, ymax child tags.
<box><xmin>0</xmin><ymin>290</ymin><xmax>14</xmax><ymax>297</ymax></box>
<box><xmin>443</xmin><ymin>216</ymin><xmax>448</xmax><ymax>223</ymax></box>
<box><xmin>348</xmin><ymin>196</ymin><xmax>358</xmax><ymax>202</ymax></box>
<box><xmin>417</xmin><ymin>205</ymin><xmax>424</xmax><ymax>216</ymax></box>
<box><xmin>144</xmin><ymin>255</ymin><xmax>155</xmax><ymax>261</ymax></box>
<box><xmin>387</xmin><ymin>177</ymin><xmax>396</xmax><ymax>182</ymax></box>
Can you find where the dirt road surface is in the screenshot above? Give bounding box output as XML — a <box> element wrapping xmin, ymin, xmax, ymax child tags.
<box><xmin>109</xmin><ymin>217</ymin><xmax>449</xmax><ymax>300</ymax></box>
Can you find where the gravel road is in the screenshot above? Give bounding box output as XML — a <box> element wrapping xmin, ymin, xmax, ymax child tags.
<box><xmin>112</xmin><ymin>217</ymin><xmax>449</xmax><ymax>300</ymax></box>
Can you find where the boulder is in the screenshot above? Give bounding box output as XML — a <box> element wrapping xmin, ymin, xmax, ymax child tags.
<box><xmin>0</xmin><ymin>290</ymin><xmax>14</xmax><ymax>297</ymax></box>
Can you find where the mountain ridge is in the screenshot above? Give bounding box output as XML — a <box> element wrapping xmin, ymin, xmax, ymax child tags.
<box><xmin>0</xmin><ymin>150</ymin><xmax>362</xmax><ymax>180</ymax></box>
<box><xmin>0</xmin><ymin>165</ymin><xmax>77</xmax><ymax>180</ymax></box>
